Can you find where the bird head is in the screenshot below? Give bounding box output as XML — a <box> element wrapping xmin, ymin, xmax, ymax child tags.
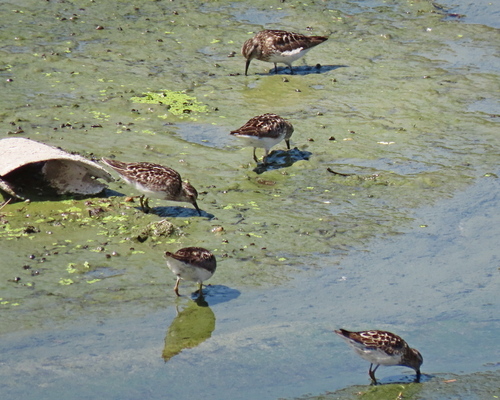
<box><xmin>407</xmin><ymin>348</ymin><xmax>424</xmax><ymax>377</ymax></box>
<box><xmin>242</xmin><ymin>38</ymin><xmax>260</xmax><ymax>76</ymax></box>
<box><xmin>181</xmin><ymin>181</ymin><xmax>201</xmax><ymax>215</ymax></box>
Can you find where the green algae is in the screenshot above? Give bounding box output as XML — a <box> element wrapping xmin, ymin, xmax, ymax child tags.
<box><xmin>334</xmin><ymin>382</ymin><xmax>422</xmax><ymax>400</ymax></box>
<box><xmin>0</xmin><ymin>0</ymin><xmax>499</xmax><ymax>397</ymax></box>
<box><xmin>291</xmin><ymin>371</ymin><xmax>500</xmax><ymax>400</ymax></box>
<box><xmin>130</xmin><ymin>90</ymin><xmax>209</xmax><ymax>119</ymax></box>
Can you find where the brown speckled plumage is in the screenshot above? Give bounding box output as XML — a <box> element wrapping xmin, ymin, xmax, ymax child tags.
<box><xmin>165</xmin><ymin>247</ymin><xmax>217</xmax><ymax>296</ymax></box>
<box><xmin>242</xmin><ymin>29</ymin><xmax>328</xmax><ymax>75</ymax></box>
<box><xmin>335</xmin><ymin>329</ymin><xmax>423</xmax><ymax>384</ymax></box>
<box><xmin>101</xmin><ymin>158</ymin><xmax>200</xmax><ymax>214</ymax></box>
<box><xmin>230</xmin><ymin>113</ymin><xmax>294</xmax><ymax>163</ymax></box>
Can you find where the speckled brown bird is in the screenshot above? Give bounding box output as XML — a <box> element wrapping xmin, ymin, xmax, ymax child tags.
<box><xmin>242</xmin><ymin>29</ymin><xmax>328</xmax><ymax>75</ymax></box>
<box><xmin>101</xmin><ymin>158</ymin><xmax>200</xmax><ymax>215</ymax></box>
<box><xmin>165</xmin><ymin>247</ymin><xmax>217</xmax><ymax>296</ymax></box>
<box><xmin>230</xmin><ymin>113</ymin><xmax>294</xmax><ymax>163</ymax></box>
<box><xmin>335</xmin><ymin>329</ymin><xmax>423</xmax><ymax>384</ymax></box>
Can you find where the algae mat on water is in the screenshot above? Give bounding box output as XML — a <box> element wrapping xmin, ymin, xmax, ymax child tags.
<box><xmin>130</xmin><ymin>90</ymin><xmax>209</xmax><ymax>118</ymax></box>
<box><xmin>0</xmin><ymin>0</ymin><xmax>499</xmax><ymax>362</ymax></box>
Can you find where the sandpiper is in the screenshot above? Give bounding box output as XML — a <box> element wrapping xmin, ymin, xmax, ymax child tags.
<box><xmin>242</xmin><ymin>29</ymin><xmax>328</xmax><ymax>75</ymax></box>
<box><xmin>230</xmin><ymin>113</ymin><xmax>294</xmax><ymax>163</ymax></box>
<box><xmin>165</xmin><ymin>247</ymin><xmax>217</xmax><ymax>297</ymax></box>
<box><xmin>334</xmin><ymin>329</ymin><xmax>423</xmax><ymax>384</ymax></box>
<box><xmin>101</xmin><ymin>158</ymin><xmax>200</xmax><ymax>215</ymax></box>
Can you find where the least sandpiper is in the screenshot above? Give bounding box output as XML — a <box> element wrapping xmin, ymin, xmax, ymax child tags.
<box><xmin>242</xmin><ymin>29</ymin><xmax>328</xmax><ymax>75</ymax></box>
<box><xmin>165</xmin><ymin>247</ymin><xmax>217</xmax><ymax>297</ymax></box>
<box><xmin>334</xmin><ymin>329</ymin><xmax>423</xmax><ymax>384</ymax></box>
<box><xmin>101</xmin><ymin>158</ymin><xmax>200</xmax><ymax>215</ymax></box>
<box><xmin>230</xmin><ymin>113</ymin><xmax>294</xmax><ymax>163</ymax></box>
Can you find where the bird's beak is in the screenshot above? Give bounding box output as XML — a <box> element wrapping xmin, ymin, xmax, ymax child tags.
<box><xmin>193</xmin><ymin>200</ymin><xmax>202</xmax><ymax>216</ymax></box>
<box><xmin>245</xmin><ymin>58</ymin><xmax>251</xmax><ymax>76</ymax></box>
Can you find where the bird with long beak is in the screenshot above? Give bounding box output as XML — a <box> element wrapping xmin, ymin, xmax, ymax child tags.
<box><xmin>242</xmin><ymin>29</ymin><xmax>328</xmax><ymax>75</ymax></box>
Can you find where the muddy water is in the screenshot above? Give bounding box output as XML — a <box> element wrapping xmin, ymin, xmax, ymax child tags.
<box><xmin>0</xmin><ymin>0</ymin><xmax>499</xmax><ymax>399</ymax></box>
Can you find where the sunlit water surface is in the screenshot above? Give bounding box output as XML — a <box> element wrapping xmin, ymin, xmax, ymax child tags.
<box><xmin>0</xmin><ymin>0</ymin><xmax>499</xmax><ymax>399</ymax></box>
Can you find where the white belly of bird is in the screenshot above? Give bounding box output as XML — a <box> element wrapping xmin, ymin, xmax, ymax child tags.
<box><xmin>235</xmin><ymin>134</ymin><xmax>284</xmax><ymax>150</ymax></box>
<box><xmin>167</xmin><ymin>259</ymin><xmax>213</xmax><ymax>283</ymax></box>
<box><xmin>122</xmin><ymin>177</ymin><xmax>164</xmax><ymax>198</ymax></box>
<box><xmin>268</xmin><ymin>47</ymin><xmax>311</xmax><ymax>64</ymax></box>
<box><xmin>355</xmin><ymin>347</ymin><xmax>403</xmax><ymax>366</ymax></box>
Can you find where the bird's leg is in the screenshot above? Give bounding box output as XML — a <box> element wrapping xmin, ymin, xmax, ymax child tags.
<box><xmin>415</xmin><ymin>370</ymin><xmax>421</xmax><ymax>383</ymax></box>
<box><xmin>197</xmin><ymin>282</ymin><xmax>203</xmax><ymax>297</ymax></box>
<box><xmin>369</xmin><ymin>364</ymin><xmax>379</xmax><ymax>385</ymax></box>
<box><xmin>289</xmin><ymin>65</ymin><xmax>294</xmax><ymax>75</ymax></box>
<box><xmin>274</xmin><ymin>63</ymin><xmax>278</xmax><ymax>74</ymax></box>
<box><xmin>262</xmin><ymin>149</ymin><xmax>270</xmax><ymax>164</ymax></box>
<box><xmin>253</xmin><ymin>147</ymin><xmax>259</xmax><ymax>163</ymax></box>
<box><xmin>285</xmin><ymin>139</ymin><xmax>291</xmax><ymax>150</ymax></box>
<box><xmin>139</xmin><ymin>195</ymin><xmax>150</xmax><ymax>213</ymax></box>
<box><xmin>173</xmin><ymin>277</ymin><xmax>181</xmax><ymax>296</ymax></box>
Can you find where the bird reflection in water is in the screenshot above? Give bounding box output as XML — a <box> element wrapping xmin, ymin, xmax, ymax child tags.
<box><xmin>162</xmin><ymin>297</ymin><xmax>215</xmax><ymax>362</ymax></box>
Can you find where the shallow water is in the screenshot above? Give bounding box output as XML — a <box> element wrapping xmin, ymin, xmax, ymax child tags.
<box><xmin>1</xmin><ymin>0</ymin><xmax>499</xmax><ymax>399</ymax></box>
<box><xmin>1</xmin><ymin>178</ymin><xmax>499</xmax><ymax>399</ymax></box>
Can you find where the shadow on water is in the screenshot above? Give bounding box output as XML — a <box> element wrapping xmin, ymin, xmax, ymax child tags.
<box><xmin>196</xmin><ymin>284</ymin><xmax>241</xmax><ymax>305</ymax></box>
<box><xmin>252</xmin><ymin>64</ymin><xmax>348</xmax><ymax>76</ymax></box>
<box><xmin>179</xmin><ymin>284</ymin><xmax>241</xmax><ymax>305</ymax></box>
<box><xmin>162</xmin><ymin>286</ymin><xmax>240</xmax><ymax>362</ymax></box>
<box><xmin>103</xmin><ymin>188</ymin><xmax>124</xmax><ymax>198</ymax></box>
<box><xmin>153</xmin><ymin>205</ymin><xmax>214</xmax><ymax>219</ymax></box>
<box><xmin>102</xmin><ymin>190</ymin><xmax>213</xmax><ymax>218</ymax></box>
<box><xmin>373</xmin><ymin>372</ymin><xmax>430</xmax><ymax>385</ymax></box>
<box><xmin>253</xmin><ymin>147</ymin><xmax>312</xmax><ymax>174</ymax></box>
